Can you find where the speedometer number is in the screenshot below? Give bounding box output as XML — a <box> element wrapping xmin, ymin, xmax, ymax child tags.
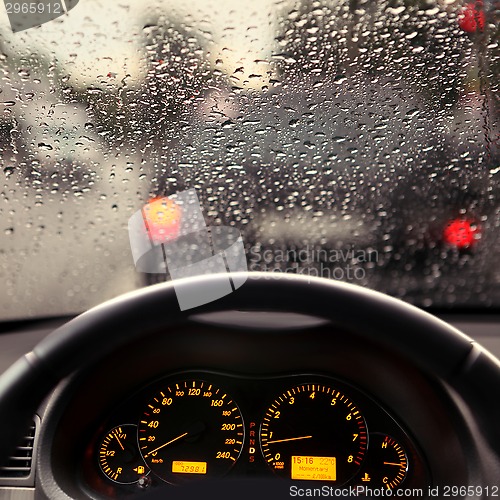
<box><xmin>138</xmin><ymin>379</ymin><xmax>244</xmax><ymax>484</ymax></box>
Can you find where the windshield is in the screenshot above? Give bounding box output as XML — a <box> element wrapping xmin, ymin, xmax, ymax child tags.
<box><xmin>0</xmin><ymin>0</ymin><xmax>498</xmax><ymax>320</ymax></box>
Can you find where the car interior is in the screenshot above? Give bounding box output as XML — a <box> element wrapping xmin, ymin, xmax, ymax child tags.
<box><xmin>0</xmin><ymin>0</ymin><xmax>499</xmax><ymax>499</ymax></box>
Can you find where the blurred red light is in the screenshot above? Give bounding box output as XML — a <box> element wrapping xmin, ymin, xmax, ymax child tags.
<box><xmin>458</xmin><ymin>2</ymin><xmax>486</xmax><ymax>33</ymax></box>
<box><xmin>142</xmin><ymin>197</ymin><xmax>182</xmax><ymax>245</ymax></box>
<box><xmin>443</xmin><ymin>219</ymin><xmax>480</xmax><ymax>248</ymax></box>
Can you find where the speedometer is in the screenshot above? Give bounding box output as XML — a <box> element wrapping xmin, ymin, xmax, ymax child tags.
<box><xmin>260</xmin><ymin>383</ymin><xmax>368</xmax><ymax>483</ymax></box>
<box><xmin>138</xmin><ymin>379</ymin><xmax>244</xmax><ymax>484</ymax></box>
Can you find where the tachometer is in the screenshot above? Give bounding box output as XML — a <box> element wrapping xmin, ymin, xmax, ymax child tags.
<box><xmin>138</xmin><ymin>379</ymin><xmax>244</xmax><ymax>484</ymax></box>
<box><xmin>260</xmin><ymin>383</ymin><xmax>368</xmax><ymax>483</ymax></box>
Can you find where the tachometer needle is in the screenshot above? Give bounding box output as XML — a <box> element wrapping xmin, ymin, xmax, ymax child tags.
<box><xmin>144</xmin><ymin>432</ymin><xmax>188</xmax><ymax>458</ymax></box>
<box><xmin>267</xmin><ymin>435</ymin><xmax>312</xmax><ymax>444</ymax></box>
<box><xmin>384</xmin><ymin>462</ymin><xmax>403</xmax><ymax>467</ymax></box>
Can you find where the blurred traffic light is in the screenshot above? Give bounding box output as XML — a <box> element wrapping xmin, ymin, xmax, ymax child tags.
<box><xmin>443</xmin><ymin>218</ymin><xmax>481</xmax><ymax>248</ymax></box>
<box><xmin>458</xmin><ymin>2</ymin><xmax>486</xmax><ymax>33</ymax></box>
<box><xmin>142</xmin><ymin>197</ymin><xmax>182</xmax><ymax>245</ymax></box>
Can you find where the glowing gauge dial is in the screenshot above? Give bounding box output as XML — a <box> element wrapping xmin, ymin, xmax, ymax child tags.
<box><xmin>260</xmin><ymin>383</ymin><xmax>368</xmax><ymax>483</ymax></box>
<box><xmin>98</xmin><ymin>424</ymin><xmax>149</xmax><ymax>484</ymax></box>
<box><xmin>356</xmin><ymin>434</ymin><xmax>408</xmax><ymax>489</ymax></box>
<box><xmin>138</xmin><ymin>379</ymin><xmax>244</xmax><ymax>484</ymax></box>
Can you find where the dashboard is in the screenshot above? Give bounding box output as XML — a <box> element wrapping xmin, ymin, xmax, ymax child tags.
<box><xmin>83</xmin><ymin>371</ymin><xmax>428</xmax><ymax>495</ymax></box>
<box><xmin>1</xmin><ymin>274</ymin><xmax>500</xmax><ymax>500</ymax></box>
<box><xmin>34</xmin><ymin>313</ymin><xmax>479</xmax><ymax>499</ymax></box>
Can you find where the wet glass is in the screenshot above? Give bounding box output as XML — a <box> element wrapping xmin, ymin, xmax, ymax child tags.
<box><xmin>0</xmin><ymin>0</ymin><xmax>498</xmax><ymax>319</ymax></box>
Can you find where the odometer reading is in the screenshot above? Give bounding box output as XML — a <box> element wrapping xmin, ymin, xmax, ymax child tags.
<box><xmin>138</xmin><ymin>379</ymin><xmax>244</xmax><ymax>483</ymax></box>
<box><xmin>260</xmin><ymin>383</ymin><xmax>368</xmax><ymax>483</ymax></box>
<box><xmin>172</xmin><ymin>460</ymin><xmax>207</xmax><ymax>474</ymax></box>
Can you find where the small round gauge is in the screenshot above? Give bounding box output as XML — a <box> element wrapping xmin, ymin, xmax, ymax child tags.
<box><xmin>356</xmin><ymin>434</ymin><xmax>408</xmax><ymax>489</ymax></box>
<box><xmin>138</xmin><ymin>379</ymin><xmax>244</xmax><ymax>484</ymax></box>
<box><xmin>260</xmin><ymin>383</ymin><xmax>368</xmax><ymax>483</ymax></box>
<box><xmin>98</xmin><ymin>424</ymin><xmax>149</xmax><ymax>484</ymax></box>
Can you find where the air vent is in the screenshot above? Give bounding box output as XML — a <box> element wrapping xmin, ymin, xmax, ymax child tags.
<box><xmin>0</xmin><ymin>416</ymin><xmax>39</xmax><ymax>486</ymax></box>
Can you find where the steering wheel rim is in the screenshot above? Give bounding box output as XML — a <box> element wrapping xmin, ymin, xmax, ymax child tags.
<box><xmin>0</xmin><ymin>272</ymin><xmax>499</xmax><ymax>482</ymax></box>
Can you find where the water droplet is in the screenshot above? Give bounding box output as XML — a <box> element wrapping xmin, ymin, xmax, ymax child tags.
<box><xmin>333</xmin><ymin>136</ymin><xmax>347</xmax><ymax>143</ymax></box>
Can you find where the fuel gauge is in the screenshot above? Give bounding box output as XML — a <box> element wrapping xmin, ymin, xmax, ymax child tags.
<box><xmin>99</xmin><ymin>424</ymin><xmax>149</xmax><ymax>484</ymax></box>
<box><xmin>356</xmin><ymin>434</ymin><xmax>408</xmax><ymax>490</ymax></box>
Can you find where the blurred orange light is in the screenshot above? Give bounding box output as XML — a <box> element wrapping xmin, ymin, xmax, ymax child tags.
<box><xmin>443</xmin><ymin>219</ymin><xmax>480</xmax><ymax>248</ymax></box>
<box><xmin>142</xmin><ymin>197</ymin><xmax>182</xmax><ymax>245</ymax></box>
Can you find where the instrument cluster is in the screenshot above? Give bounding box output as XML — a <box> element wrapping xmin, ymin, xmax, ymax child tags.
<box><xmin>83</xmin><ymin>371</ymin><xmax>430</xmax><ymax>496</ymax></box>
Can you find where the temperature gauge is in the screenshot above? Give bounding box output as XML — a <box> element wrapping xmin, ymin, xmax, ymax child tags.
<box><xmin>98</xmin><ymin>424</ymin><xmax>149</xmax><ymax>484</ymax></box>
<box><xmin>357</xmin><ymin>434</ymin><xmax>408</xmax><ymax>490</ymax></box>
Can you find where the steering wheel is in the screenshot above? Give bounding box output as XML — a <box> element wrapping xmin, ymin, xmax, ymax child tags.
<box><xmin>0</xmin><ymin>272</ymin><xmax>499</xmax><ymax>495</ymax></box>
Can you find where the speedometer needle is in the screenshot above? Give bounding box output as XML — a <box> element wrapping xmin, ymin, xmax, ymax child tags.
<box><xmin>267</xmin><ymin>435</ymin><xmax>312</xmax><ymax>444</ymax></box>
<box><xmin>144</xmin><ymin>432</ymin><xmax>188</xmax><ymax>458</ymax></box>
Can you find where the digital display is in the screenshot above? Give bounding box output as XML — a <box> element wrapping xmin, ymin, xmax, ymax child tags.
<box><xmin>171</xmin><ymin>461</ymin><xmax>207</xmax><ymax>474</ymax></box>
<box><xmin>291</xmin><ymin>456</ymin><xmax>337</xmax><ymax>481</ymax></box>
